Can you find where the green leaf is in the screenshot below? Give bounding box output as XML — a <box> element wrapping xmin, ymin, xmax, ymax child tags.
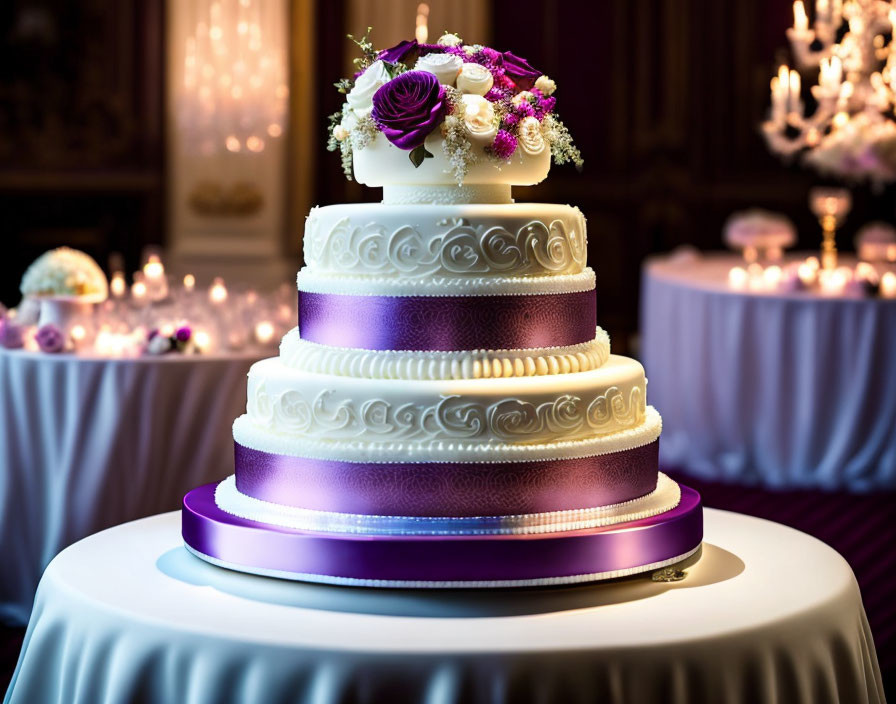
<box><xmin>409</xmin><ymin>145</ymin><xmax>434</xmax><ymax>168</ymax></box>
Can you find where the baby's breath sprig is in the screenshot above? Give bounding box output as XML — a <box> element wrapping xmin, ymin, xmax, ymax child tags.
<box><xmin>347</xmin><ymin>27</ymin><xmax>378</xmax><ymax>72</ymax></box>
<box><xmin>543</xmin><ymin>113</ymin><xmax>584</xmax><ymax>170</ymax></box>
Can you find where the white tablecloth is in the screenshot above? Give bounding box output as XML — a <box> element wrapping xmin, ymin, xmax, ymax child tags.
<box><xmin>0</xmin><ymin>348</ymin><xmax>261</xmax><ymax>625</ymax></box>
<box><xmin>4</xmin><ymin>509</ymin><xmax>884</xmax><ymax>704</ymax></box>
<box><xmin>641</xmin><ymin>253</ymin><xmax>896</xmax><ymax>491</ymax></box>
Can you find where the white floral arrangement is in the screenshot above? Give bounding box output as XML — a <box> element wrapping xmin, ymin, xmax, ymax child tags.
<box><xmin>327</xmin><ymin>30</ymin><xmax>582</xmax><ymax>184</ymax></box>
<box><xmin>20</xmin><ymin>247</ymin><xmax>109</xmax><ymax>301</ymax></box>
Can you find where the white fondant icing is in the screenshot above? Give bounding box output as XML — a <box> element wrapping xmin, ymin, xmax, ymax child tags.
<box><xmin>213</xmin><ymin>473</ymin><xmax>680</xmax><ymax>536</ymax></box>
<box><xmin>353</xmin><ymin>131</ymin><xmax>551</xmax><ymax>191</ymax></box>
<box><xmin>232</xmin><ymin>405</ymin><xmax>662</xmax><ymax>464</ymax></box>
<box><xmin>382</xmin><ymin>184</ymin><xmax>511</xmax><ymax>205</ymax></box>
<box><xmin>296</xmin><ymin>267</ymin><xmax>595</xmax><ymax>297</ymax></box>
<box><xmin>244</xmin><ymin>355</ymin><xmax>647</xmax><ymax>445</ymax></box>
<box><xmin>279</xmin><ymin>327</ymin><xmax>611</xmax><ymax>380</ymax></box>
<box><xmin>303</xmin><ymin>203</ymin><xmax>587</xmax><ymax>280</ymax></box>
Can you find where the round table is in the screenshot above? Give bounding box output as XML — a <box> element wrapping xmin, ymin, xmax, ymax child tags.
<box><xmin>640</xmin><ymin>252</ymin><xmax>896</xmax><ymax>492</ymax></box>
<box><xmin>4</xmin><ymin>510</ymin><xmax>884</xmax><ymax>704</ymax></box>
<box><xmin>0</xmin><ymin>347</ymin><xmax>264</xmax><ymax>625</ymax></box>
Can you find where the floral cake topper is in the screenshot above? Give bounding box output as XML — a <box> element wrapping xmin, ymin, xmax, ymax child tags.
<box><xmin>327</xmin><ymin>30</ymin><xmax>583</xmax><ymax>183</ymax></box>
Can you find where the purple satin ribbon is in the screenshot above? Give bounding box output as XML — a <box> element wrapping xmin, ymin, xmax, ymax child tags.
<box><xmin>298</xmin><ymin>290</ymin><xmax>596</xmax><ymax>351</ymax></box>
<box><xmin>182</xmin><ymin>483</ymin><xmax>703</xmax><ymax>584</ymax></box>
<box><xmin>234</xmin><ymin>440</ymin><xmax>660</xmax><ymax>518</ymax></box>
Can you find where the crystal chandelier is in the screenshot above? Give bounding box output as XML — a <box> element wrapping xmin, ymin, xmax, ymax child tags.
<box><xmin>762</xmin><ymin>0</ymin><xmax>896</xmax><ymax>186</ymax></box>
<box><xmin>178</xmin><ymin>0</ymin><xmax>288</xmax><ymax>157</ymax></box>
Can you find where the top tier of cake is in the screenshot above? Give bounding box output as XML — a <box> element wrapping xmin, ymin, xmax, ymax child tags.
<box><xmin>329</xmin><ymin>33</ymin><xmax>581</xmax><ymax>205</ymax></box>
<box><xmin>354</xmin><ymin>132</ymin><xmax>551</xmax><ymax>205</ymax></box>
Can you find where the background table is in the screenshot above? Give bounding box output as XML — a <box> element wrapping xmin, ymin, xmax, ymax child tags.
<box><xmin>0</xmin><ymin>348</ymin><xmax>263</xmax><ymax>625</ymax></box>
<box><xmin>4</xmin><ymin>509</ymin><xmax>884</xmax><ymax>704</ymax></box>
<box><xmin>641</xmin><ymin>252</ymin><xmax>896</xmax><ymax>492</ymax></box>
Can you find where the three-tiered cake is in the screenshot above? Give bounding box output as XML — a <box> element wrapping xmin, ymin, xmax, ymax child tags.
<box><xmin>182</xmin><ymin>34</ymin><xmax>702</xmax><ymax>586</ymax></box>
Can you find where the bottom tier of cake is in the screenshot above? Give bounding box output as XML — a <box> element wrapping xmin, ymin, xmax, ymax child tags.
<box><xmin>182</xmin><ymin>482</ymin><xmax>702</xmax><ymax>588</ymax></box>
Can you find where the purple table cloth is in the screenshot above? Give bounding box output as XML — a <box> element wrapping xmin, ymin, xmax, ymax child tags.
<box><xmin>0</xmin><ymin>348</ymin><xmax>260</xmax><ymax>624</ymax></box>
<box><xmin>641</xmin><ymin>252</ymin><xmax>896</xmax><ymax>491</ymax></box>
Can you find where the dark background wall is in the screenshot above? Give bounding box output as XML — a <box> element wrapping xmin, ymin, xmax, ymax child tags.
<box><xmin>4</xmin><ymin>0</ymin><xmax>896</xmax><ymax>348</ymax></box>
<box><xmin>0</xmin><ymin>0</ymin><xmax>165</xmax><ymax>308</ymax></box>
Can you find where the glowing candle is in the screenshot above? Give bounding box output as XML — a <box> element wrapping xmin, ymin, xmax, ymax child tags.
<box><xmin>208</xmin><ymin>277</ymin><xmax>228</xmax><ymax>305</ymax></box>
<box><xmin>797</xmin><ymin>262</ymin><xmax>817</xmax><ymax>286</ymax></box>
<box><xmin>728</xmin><ymin>266</ymin><xmax>748</xmax><ymax>290</ymax></box>
<box><xmin>794</xmin><ymin>0</ymin><xmax>809</xmax><ymax>32</ymax></box>
<box><xmin>763</xmin><ymin>265</ymin><xmax>783</xmax><ymax>289</ymax></box>
<box><xmin>183</xmin><ymin>273</ymin><xmax>196</xmax><ymax>293</ymax></box>
<box><xmin>142</xmin><ymin>254</ymin><xmax>168</xmax><ymax>301</ymax></box>
<box><xmin>193</xmin><ymin>329</ymin><xmax>212</xmax><ymax>352</ymax></box>
<box><xmin>131</xmin><ymin>280</ymin><xmax>148</xmax><ymax>304</ymax></box>
<box><xmin>110</xmin><ymin>272</ymin><xmax>126</xmax><ymax>299</ymax></box>
<box><xmin>255</xmin><ymin>321</ymin><xmax>275</xmax><ymax>344</ymax></box>
<box><xmin>881</xmin><ymin>272</ymin><xmax>896</xmax><ymax>298</ymax></box>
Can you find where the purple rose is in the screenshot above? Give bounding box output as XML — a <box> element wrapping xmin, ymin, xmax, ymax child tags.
<box><xmin>175</xmin><ymin>326</ymin><xmax>192</xmax><ymax>343</ymax></box>
<box><xmin>378</xmin><ymin>39</ymin><xmax>419</xmax><ymax>65</ymax></box>
<box><xmin>371</xmin><ymin>71</ymin><xmax>448</xmax><ymax>150</ymax></box>
<box><xmin>502</xmin><ymin>51</ymin><xmax>541</xmax><ymax>90</ymax></box>
<box><xmin>0</xmin><ymin>318</ymin><xmax>24</xmax><ymax>349</ymax></box>
<box><xmin>36</xmin><ymin>324</ymin><xmax>65</xmax><ymax>353</ymax></box>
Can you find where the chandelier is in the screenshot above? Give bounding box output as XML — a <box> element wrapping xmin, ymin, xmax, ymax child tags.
<box><xmin>178</xmin><ymin>0</ymin><xmax>288</xmax><ymax>157</ymax></box>
<box><xmin>762</xmin><ymin>0</ymin><xmax>896</xmax><ymax>186</ymax></box>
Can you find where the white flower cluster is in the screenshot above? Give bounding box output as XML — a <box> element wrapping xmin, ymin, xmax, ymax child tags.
<box><xmin>20</xmin><ymin>247</ymin><xmax>109</xmax><ymax>300</ymax></box>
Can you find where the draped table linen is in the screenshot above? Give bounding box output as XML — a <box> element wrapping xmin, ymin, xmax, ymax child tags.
<box><xmin>640</xmin><ymin>252</ymin><xmax>896</xmax><ymax>491</ymax></box>
<box><xmin>0</xmin><ymin>348</ymin><xmax>261</xmax><ymax>624</ymax></box>
<box><xmin>4</xmin><ymin>509</ymin><xmax>884</xmax><ymax>704</ymax></box>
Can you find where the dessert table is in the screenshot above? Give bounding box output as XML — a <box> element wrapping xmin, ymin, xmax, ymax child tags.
<box><xmin>0</xmin><ymin>347</ymin><xmax>264</xmax><ymax>625</ymax></box>
<box><xmin>641</xmin><ymin>252</ymin><xmax>896</xmax><ymax>491</ymax></box>
<box><xmin>4</xmin><ymin>509</ymin><xmax>884</xmax><ymax>704</ymax></box>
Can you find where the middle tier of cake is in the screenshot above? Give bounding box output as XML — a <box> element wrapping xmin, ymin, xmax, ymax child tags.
<box><xmin>238</xmin><ymin>354</ymin><xmax>653</xmax><ymax>454</ymax></box>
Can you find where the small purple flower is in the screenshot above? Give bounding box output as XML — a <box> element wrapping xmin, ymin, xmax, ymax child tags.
<box><xmin>175</xmin><ymin>326</ymin><xmax>192</xmax><ymax>343</ymax></box>
<box><xmin>536</xmin><ymin>95</ymin><xmax>556</xmax><ymax>117</ymax></box>
<box><xmin>516</xmin><ymin>101</ymin><xmax>536</xmax><ymax>118</ymax></box>
<box><xmin>502</xmin><ymin>51</ymin><xmax>541</xmax><ymax>90</ymax></box>
<box><xmin>36</xmin><ymin>324</ymin><xmax>65</xmax><ymax>354</ymax></box>
<box><xmin>378</xmin><ymin>39</ymin><xmax>420</xmax><ymax>65</ymax></box>
<box><xmin>371</xmin><ymin>70</ymin><xmax>448</xmax><ymax>150</ymax></box>
<box><xmin>490</xmin><ymin>130</ymin><xmax>517</xmax><ymax>160</ymax></box>
<box><xmin>502</xmin><ymin>113</ymin><xmax>520</xmax><ymax>127</ymax></box>
<box><xmin>148</xmin><ymin>328</ymin><xmax>159</xmax><ymax>341</ymax></box>
<box><xmin>0</xmin><ymin>318</ymin><xmax>24</xmax><ymax>349</ymax></box>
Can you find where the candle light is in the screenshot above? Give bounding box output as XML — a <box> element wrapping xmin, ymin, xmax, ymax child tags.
<box><xmin>209</xmin><ymin>277</ymin><xmax>228</xmax><ymax>305</ymax></box>
<box><xmin>110</xmin><ymin>272</ymin><xmax>126</xmax><ymax>299</ymax></box>
<box><xmin>728</xmin><ymin>266</ymin><xmax>748</xmax><ymax>290</ymax></box>
<box><xmin>183</xmin><ymin>273</ymin><xmax>196</xmax><ymax>292</ymax></box>
<box><xmin>763</xmin><ymin>265</ymin><xmax>783</xmax><ymax>288</ymax></box>
<box><xmin>254</xmin><ymin>320</ymin><xmax>275</xmax><ymax>344</ymax></box>
<box><xmin>193</xmin><ymin>329</ymin><xmax>212</xmax><ymax>352</ymax></box>
<box><xmin>131</xmin><ymin>280</ymin><xmax>148</xmax><ymax>305</ymax></box>
<box><xmin>881</xmin><ymin>272</ymin><xmax>896</xmax><ymax>298</ymax></box>
<box><xmin>794</xmin><ymin>0</ymin><xmax>809</xmax><ymax>33</ymax></box>
<box><xmin>798</xmin><ymin>261</ymin><xmax>817</xmax><ymax>285</ymax></box>
<box><xmin>143</xmin><ymin>254</ymin><xmax>168</xmax><ymax>302</ymax></box>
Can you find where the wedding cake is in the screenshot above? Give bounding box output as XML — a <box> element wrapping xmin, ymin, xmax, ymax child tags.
<box><xmin>182</xmin><ymin>33</ymin><xmax>702</xmax><ymax>586</ymax></box>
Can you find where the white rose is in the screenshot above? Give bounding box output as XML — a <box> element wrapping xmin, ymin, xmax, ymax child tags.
<box><xmin>438</xmin><ymin>33</ymin><xmax>462</xmax><ymax>47</ymax></box>
<box><xmin>414</xmin><ymin>53</ymin><xmax>463</xmax><ymax>86</ymax></box>
<box><xmin>333</xmin><ymin>125</ymin><xmax>350</xmax><ymax>141</ymax></box>
<box><xmin>535</xmin><ymin>75</ymin><xmax>556</xmax><ymax>96</ymax></box>
<box><xmin>456</xmin><ymin>62</ymin><xmax>494</xmax><ymax>95</ymax></box>
<box><xmin>346</xmin><ymin>60</ymin><xmax>390</xmax><ymax>118</ymax></box>
<box><xmin>147</xmin><ymin>334</ymin><xmax>172</xmax><ymax>355</ymax></box>
<box><xmin>461</xmin><ymin>94</ymin><xmax>497</xmax><ymax>146</ymax></box>
<box><xmin>512</xmin><ymin>91</ymin><xmax>535</xmax><ymax>107</ymax></box>
<box><xmin>517</xmin><ymin>116</ymin><xmax>546</xmax><ymax>156</ymax></box>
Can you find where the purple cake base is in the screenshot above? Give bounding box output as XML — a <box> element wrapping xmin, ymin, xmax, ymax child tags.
<box><xmin>182</xmin><ymin>482</ymin><xmax>702</xmax><ymax>588</ymax></box>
